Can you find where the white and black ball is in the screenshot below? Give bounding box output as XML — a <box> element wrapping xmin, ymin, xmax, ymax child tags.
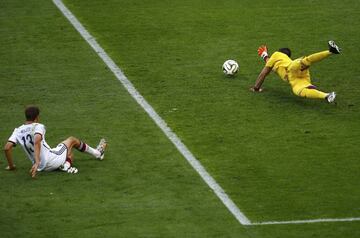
<box><xmin>222</xmin><ymin>59</ymin><xmax>239</xmax><ymax>76</ymax></box>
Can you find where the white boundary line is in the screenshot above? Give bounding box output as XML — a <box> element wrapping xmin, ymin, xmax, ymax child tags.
<box><xmin>251</xmin><ymin>217</ymin><xmax>360</xmax><ymax>226</ymax></box>
<box><xmin>53</xmin><ymin>0</ymin><xmax>360</xmax><ymax>226</ymax></box>
<box><xmin>53</xmin><ymin>0</ymin><xmax>251</xmax><ymax>226</ymax></box>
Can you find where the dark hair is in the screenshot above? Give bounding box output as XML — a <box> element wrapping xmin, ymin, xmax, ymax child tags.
<box><xmin>278</xmin><ymin>48</ymin><xmax>291</xmax><ymax>57</ymax></box>
<box><xmin>25</xmin><ymin>106</ymin><xmax>40</xmax><ymax>121</ymax></box>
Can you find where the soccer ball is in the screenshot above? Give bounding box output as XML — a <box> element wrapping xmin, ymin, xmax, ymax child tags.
<box><xmin>222</xmin><ymin>59</ymin><xmax>239</xmax><ymax>76</ymax></box>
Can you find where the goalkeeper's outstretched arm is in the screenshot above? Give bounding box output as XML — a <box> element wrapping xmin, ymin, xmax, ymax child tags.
<box><xmin>250</xmin><ymin>45</ymin><xmax>271</xmax><ymax>92</ymax></box>
<box><xmin>251</xmin><ymin>66</ymin><xmax>272</xmax><ymax>92</ymax></box>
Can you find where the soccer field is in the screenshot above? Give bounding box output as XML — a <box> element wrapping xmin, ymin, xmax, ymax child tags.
<box><xmin>1</xmin><ymin>0</ymin><xmax>360</xmax><ymax>237</ymax></box>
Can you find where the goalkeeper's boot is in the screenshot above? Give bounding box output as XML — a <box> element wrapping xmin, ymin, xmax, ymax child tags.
<box><xmin>328</xmin><ymin>41</ymin><xmax>341</xmax><ymax>54</ymax></box>
<box><xmin>96</xmin><ymin>138</ymin><xmax>107</xmax><ymax>160</ymax></box>
<box><xmin>326</xmin><ymin>92</ymin><xmax>336</xmax><ymax>103</ymax></box>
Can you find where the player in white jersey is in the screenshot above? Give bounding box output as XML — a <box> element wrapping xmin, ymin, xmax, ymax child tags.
<box><xmin>4</xmin><ymin>106</ymin><xmax>107</xmax><ymax>178</ymax></box>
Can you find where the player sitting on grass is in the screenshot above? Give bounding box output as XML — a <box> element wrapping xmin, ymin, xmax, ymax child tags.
<box><xmin>4</xmin><ymin>106</ymin><xmax>107</xmax><ymax>178</ymax></box>
<box><xmin>251</xmin><ymin>41</ymin><xmax>341</xmax><ymax>103</ymax></box>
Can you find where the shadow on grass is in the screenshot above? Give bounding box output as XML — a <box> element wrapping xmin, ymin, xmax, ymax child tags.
<box><xmin>256</xmin><ymin>87</ymin><xmax>342</xmax><ymax>115</ymax></box>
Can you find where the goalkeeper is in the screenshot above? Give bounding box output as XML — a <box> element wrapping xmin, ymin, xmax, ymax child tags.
<box><xmin>251</xmin><ymin>41</ymin><xmax>341</xmax><ymax>103</ymax></box>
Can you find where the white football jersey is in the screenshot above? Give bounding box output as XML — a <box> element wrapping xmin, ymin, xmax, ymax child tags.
<box><xmin>8</xmin><ymin>123</ymin><xmax>52</xmax><ymax>171</ymax></box>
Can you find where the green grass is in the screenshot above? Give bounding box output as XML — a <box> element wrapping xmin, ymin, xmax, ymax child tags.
<box><xmin>1</xmin><ymin>0</ymin><xmax>360</xmax><ymax>237</ymax></box>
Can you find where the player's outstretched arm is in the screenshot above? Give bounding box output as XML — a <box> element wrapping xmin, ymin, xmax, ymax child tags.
<box><xmin>4</xmin><ymin>142</ymin><xmax>16</xmax><ymax>170</ymax></box>
<box><xmin>30</xmin><ymin>134</ymin><xmax>42</xmax><ymax>178</ymax></box>
<box><xmin>251</xmin><ymin>66</ymin><xmax>272</xmax><ymax>92</ymax></box>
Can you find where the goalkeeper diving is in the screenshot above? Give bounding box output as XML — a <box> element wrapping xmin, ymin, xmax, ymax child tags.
<box><xmin>251</xmin><ymin>41</ymin><xmax>341</xmax><ymax>103</ymax></box>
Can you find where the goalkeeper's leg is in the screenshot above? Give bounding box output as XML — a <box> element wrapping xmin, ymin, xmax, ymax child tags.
<box><xmin>301</xmin><ymin>40</ymin><xmax>341</xmax><ymax>66</ymax></box>
<box><xmin>297</xmin><ymin>86</ymin><xmax>327</xmax><ymax>99</ymax></box>
<box><xmin>301</xmin><ymin>51</ymin><xmax>332</xmax><ymax>66</ymax></box>
<box><xmin>292</xmin><ymin>85</ymin><xmax>336</xmax><ymax>103</ymax></box>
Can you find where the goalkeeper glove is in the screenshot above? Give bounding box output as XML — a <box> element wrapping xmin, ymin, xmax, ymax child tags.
<box><xmin>257</xmin><ymin>45</ymin><xmax>269</xmax><ymax>61</ymax></box>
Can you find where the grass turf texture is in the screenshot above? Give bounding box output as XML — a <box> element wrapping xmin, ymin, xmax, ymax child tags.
<box><xmin>1</xmin><ymin>0</ymin><xmax>360</xmax><ymax>237</ymax></box>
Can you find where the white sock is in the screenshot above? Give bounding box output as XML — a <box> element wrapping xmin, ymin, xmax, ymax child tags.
<box><xmin>85</xmin><ymin>145</ymin><xmax>100</xmax><ymax>158</ymax></box>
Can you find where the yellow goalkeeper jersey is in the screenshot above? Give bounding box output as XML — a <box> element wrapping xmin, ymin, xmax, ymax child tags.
<box><xmin>265</xmin><ymin>52</ymin><xmax>292</xmax><ymax>81</ymax></box>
